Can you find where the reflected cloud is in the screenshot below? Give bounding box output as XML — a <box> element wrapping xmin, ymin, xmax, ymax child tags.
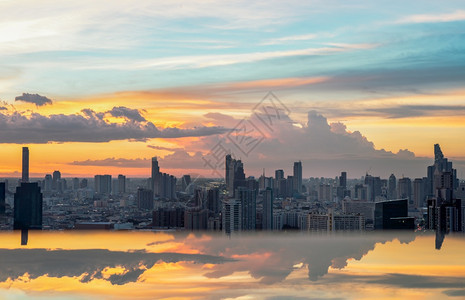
<box><xmin>0</xmin><ymin>248</ymin><xmax>233</xmax><ymax>285</ymax></box>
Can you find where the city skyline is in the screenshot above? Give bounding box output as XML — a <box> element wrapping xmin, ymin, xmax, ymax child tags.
<box><xmin>0</xmin><ymin>1</ymin><xmax>465</xmax><ymax>178</ymax></box>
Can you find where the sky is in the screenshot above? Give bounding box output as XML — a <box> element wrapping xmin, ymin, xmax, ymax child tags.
<box><xmin>0</xmin><ymin>231</ymin><xmax>464</xmax><ymax>299</ymax></box>
<box><xmin>0</xmin><ymin>0</ymin><xmax>465</xmax><ymax>178</ymax></box>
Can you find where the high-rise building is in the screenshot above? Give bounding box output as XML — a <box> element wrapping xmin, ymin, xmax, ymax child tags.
<box><xmin>43</xmin><ymin>174</ymin><xmax>52</xmax><ymax>192</ymax></box>
<box><xmin>262</xmin><ymin>187</ymin><xmax>274</xmax><ymax>230</ymax></box>
<box><xmin>365</xmin><ymin>174</ymin><xmax>382</xmax><ymax>202</ymax></box>
<box><xmin>52</xmin><ymin>170</ymin><xmax>61</xmax><ymax>190</ymax></box>
<box><xmin>206</xmin><ymin>188</ymin><xmax>220</xmax><ymax>213</ymax></box>
<box><xmin>152</xmin><ymin>157</ymin><xmax>160</xmax><ymax>195</ymax></box>
<box><xmin>181</xmin><ymin>175</ymin><xmax>191</xmax><ymax>192</ymax></box>
<box><xmin>374</xmin><ymin>199</ymin><xmax>413</xmax><ymax>230</ymax></box>
<box><xmin>22</xmin><ymin>147</ymin><xmax>29</xmax><ymax>183</ymax></box>
<box><xmin>427</xmin><ymin>144</ymin><xmax>458</xmax><ymax>198</ymax></box>
<box><xmin>223</xmin><ymin>199</ymin><xmax>241</xmax><ymax>235</ymax></box>
<box><xmin>318</xmin><ymin>183</ymin><xmax>331</xmax><ymax>202</ymax></box>
<box><xmin>0</xmin><ymin>182</ymin><xmax>5</xmax><ymax>215</ymax></box>
<box><xmin>225</xmin><ymin>155</ymin><xmax>246</xmax><ymax>197</ymax></box>
<box><xmin>339</xmin><ymin>171</ymin><xmax>347</xmax><ymax>189</ymax></box>
<box><xmin>94</xmin><ymin>175</ymin><xmax>112</xmax><ymax>194</ymax></box>
<box><xmin>236</xmin><ymin>187</ymin><xmax>256</xmax><ymax>230</ymax></box>
<box><xmin>14</xmin><ymin>182</ymin><xmax>43</xmax><ymax>229</ymax></box>
<box><xmin>388</xmin><ymin>174</ymin><xmax>397</xmax><ymax>199</ymax></box>
<box><xmin>293</xmin><ymin>161</ymin><xmax>302</xmax><ymax>194</ymax></box>
<box><xmin>118</xmin><ymin>174</ymin><xmax>126</xmax><ymax>194</ymax></box>
<box><xmin>137</xmin><ymin>188</ymin><xmax>154</xmax><ymax>210</ymax></box>
<box><xmin>398</xmin><ymin>177</ymin><xmax>412</xmax><ymax>207</ymax></box>
<box><xmin>413</xmin><ymin>178</ymin><xmax>426</xmax><ymax>209</ymax></box>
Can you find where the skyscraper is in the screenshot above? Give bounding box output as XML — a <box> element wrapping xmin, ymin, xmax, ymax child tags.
<box><xmin>118</xmin><ymin>174</ymin><xmax>126</xmax><ymax>194</ymax></box>
<box><xmin>388</xmin><ymin>174</ymin><xmax>397</xmax><ymax>199</ymax></box>
<box><xmin>426</xmin><ymin>144</ymin><xmax>457</xmax><ymax>198</ymax></box>
<box><xmin>223</xmin><ymin>199</ymin><xmax>241</xmax><ymax>235</ymax></box>
<box><xmin>398</xmin><ymin>177</ymin><xmax>412</xmax><ymax>206</ymax></box>
<box><xmin>339</xmin><ymin>171</ymin><xmax>347</xmax><ymax>189</ymax></box>
<box><xmin>236</xmin><ymin>187</ymin><xmax>256</xmax><ymax>230</ymax></box>
<box><xmin>262</xmin><ymin>187</ymin><xmax>274</xmax><ymax>230</ymax></box>
<box><xmin>52</xmin><ymin>170</ymin><xmax>61</xmax><ymax>190</ymax></box>
<box><xmin>94</xmin><ymin>175</ymin><xmax>112</xmax><ymax>194</ymax></box>
<box><xmin>152</xmin><ymin>157</ymin><xmax>160</xmax><ymax>195</ymax></box>
<box><xmin>225</xmin><ymin>155</ymin><xmax>246</xmax><ymax>197</ymax></box>
<box><xmin>0</xmin><ymin>182</ymin><xmax>5</xmax><ymax>215</ymax></box>
<box><xmin>413</xmin><ymin>178</ymin><xmax>426</xmax><ymax>209</ymax></box>
<box><xmin>22</xmin><ymin>147</ymin><xmax>29</xmax><ymax>183</ymax></box>
<box><xmin>14</xmin><ymin>182</ymin><xmax>43</xmax><ymax>230</ymax></box>
<box><xmin>293</xmin><ymin>161</ymin><xmax>302</xmax><ymax>194</ymax></box>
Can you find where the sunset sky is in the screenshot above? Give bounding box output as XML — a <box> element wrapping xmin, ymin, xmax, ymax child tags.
<box><xmin>1</xmin><ymin>1</ymin><xmax>464</xmax><ymax>178</ymax></box>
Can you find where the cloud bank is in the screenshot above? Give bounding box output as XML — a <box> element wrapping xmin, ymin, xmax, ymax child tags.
<box><xmin>0</xmin><ymin>107</ymin><xmax>228</xmax><ymax>143</ymax></box>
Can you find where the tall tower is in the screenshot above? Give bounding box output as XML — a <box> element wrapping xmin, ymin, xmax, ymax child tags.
<box><xmin>151</xmin><ymin>157</ymin><xmax>160</xmax><ymax>195</ymax></box>
<box><xmin>14</xmin><ymin>183</ymin><xmax>43</xmax><ymax>229</ymax></box>
<box><xmin>22</xmin><ymin>147</ymin><xmax>29</xmax><ymax>183</ymax></box>
<box><xmin>293</xmin><ymin>161</ymin><xmax>302</xmax><ymax>194</ymax></box>
<box><xmin>262</xmin><ymin>187</ymin><xmax>274</xmax><ymax>230</ymax></box>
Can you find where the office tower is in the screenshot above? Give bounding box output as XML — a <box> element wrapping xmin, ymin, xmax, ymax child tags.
<box><xmin>365</xmin><ymin>174</ymin><xmax>382</xmax><ymax>202</ymax></box>
<box><xmin>43</xmin><ymin>174</ymin><xmax>52</xmax><ymax>192</ymax></box>
<box><xmin>14</xmin><ymin>182</ymin><xmax>43</xmax><ymax>229</ymax></box>
<box><xmin>0</xmin><ymin>182</ymin><xmax>5</xmax><ymax>215</ymax></box>
<box><xmin>427</xmin><ymin>144</ymin><xmax>457</xmax><ymax>198</ymax></box>
<box><xmin>137</xmin><ymin>188</ymin><xmax>154</xmax><ymax>210</ymax></box>
<box><xmin>318</xmin><ymin>183</ymin><xmax>331</xmax><ymax>202</ymax></box>
<box><xmin>413</xmin><ymin>178</ymin><xmax>426</xmax><ymax>209</ymax></box>
<box><xmin>342</xmin><ymin>200</ymin><xmax>375</xmax><ymax>223</ymax></box>
<box><xmin>22</xmin><ymin>147</ymin><xmax>29</xmax><ymax>183</ymax></box>
<box><xmin>275</xmin><ymin>169</ymin><xmax>284</xmax><ymax>182</ymax></box>
<box><xmin>152</xmin><ymin>207</ymin><xmax>184</xmax><ymax>228</ymax></box>
<box><xmin>223</xmin><ymin>199</ymin><xmax>241</xmax><ymax>235</ymax></box>
<box><xmin>388</xmin><ymin>174</ymin><xmax>397</xmax><ymax>199</ymax></box>
<box><xmin>262</xmin><ymin>187</ymin><xmax>274</xmax><ymax>230</ymax></box>
<box><xmin>118</xmin><ymin>175</ymin><xmax>126</xmax><ymax>194</ymax></box>
<box><xmin>427</xmin><ymin>198</ymin><xmax>462</xmax><ymax>232</ymax></box>
<box><xmin>94</xmin><ymin>175</ymin><xmax>112</xmax><ymax>194</ymax></box>
<box><xmin>152</xmin><ymin>157</ymin><xmax>160</xmax><ymax>195</ymax></box>
<box><xmin>236</xmin><ymin>187</ymin><xmax>256</xmax><ymax>230</ymax></box>
<box><xmin>184</xmin><ymin>208</ymin><xmax>208</xmax><ymax>230</ymax></box>
<box><xmin>225</xmin><ymin>155</ymin><xmax>246</xmax><ymax>197</ymax></box>
<box><xmin>206</xmin><ymin>188</ymin><xmax>220</xmax><ymax>213</ymax></box>
<box><xmin>52</xmin><ymin>170</ymin><xmax>61</xmax><ymax>190</ymax></box>
<box><xmin>293</xmin><ymin>161</ymin><xmax>302</xmax><ymax>194</ymax></box>
<box><xmin>339</xmin><ymin>171</ymin><xmax>347</xmax><ymax>189</ymax></box>
<box><xmin>354</xmin><ymin>183</ymin><xmax>368</xmax><ymax>201</ymax></box>
<box><xmin>308</xmin><ymin>214</ymin><xmax>330</xmax><ymax>232</ymax></box>
<box><xmin>397</xmin><ymin>177</ymin><xmax>412</xmax><ymax>206</ymax></box>
<box><xmin>374</xmin><ymin>199</ymin><xmax>413</xmax><ymax>230</ymax></box>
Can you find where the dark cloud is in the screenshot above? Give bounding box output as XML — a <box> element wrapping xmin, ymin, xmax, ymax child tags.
<box><xmin>0</xmin><ymin>248</ymin><xmax>233</xmax><ymax>286</ymax></box>
<box><xmin>70</xmin><ymin>157</ymin><xmax>149</xmax><ymax>168</ymax></box>
<box><xmin>106</xmin><ymin>106</ymin><xmax>146</xmax><ymax>122</ymax></box>
<box><xmin>0</xmin><ymin>109</ymin><xmax>228</xmax><ymax>144</ymax></box>
<box><xmin>443</xmin><ymin>289</ymin><xmax>465</xmax><ymax>297</ymax></box>
<box><xmin>366</xmin><ymin>105</ymin><xmax>465</xmax><ymax>119</ymax></box>
<box><xmin>15</xmin><ymin>93</ymin><xmax>53</xmax><ymax>106</ymax></box>
<box><xmin>147</xmin><ymin>145</ymin><xmax>183</xmax><ymax>151</ymax></box>
<box><xmin>0</xmin><ymin>106</ymin><xmax>7</xmax><ymax>111</ymax></box>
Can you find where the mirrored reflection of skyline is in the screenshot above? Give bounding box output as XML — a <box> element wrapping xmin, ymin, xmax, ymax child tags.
<box><xmin>1</xmin><ymin>231</ymin><xmax>464</xmax><ymax>299</ymax></box>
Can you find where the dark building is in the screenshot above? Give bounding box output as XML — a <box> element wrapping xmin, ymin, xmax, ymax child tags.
<box><xmin>388</xmin><ymin>174</ymin><xmax>397</xmax><ymax>199</ymax></box>
<box><xmin>14</xmin><ymin>182</ymin><xmax>43</xmax><ymax>230</ymax></box>
<box><xmin>293</xmin><ymin>161</ymin><xmax>302</xmax><ymax>194</ymax></box>
<box><xmin>22</xmin><ymin>147</ymin><xmax>29</xmax><ymax>183</ymax></box>
<box><xmin>374</xmin><ymin>199</ymin><xmax>413</xmax><ymax>230</ymax></box>
<box><xmin>225</xmin><ymin>154</ymin><xmax>246</xmax><ymax>197</ymax></box>
<box><xmin>152</xmin><ymin>208</ymin><xmax>184</xmax><ymax>228</ymax></box>
<box><xmin>426</xmin><ymin>144</ymin><xmax>458</xmax><ymax>198</ymax></box>
<box><xmin>184</xmin><ymin>208</ymin><xmax>208</xmax><ymax>230</ymax></box>
<box><xmin>137</xmin><ymin>188</ymin><xmax>154</xmax><ymax>210</ymax></box>
<box><xmin>52</xmin><ymin>170</ymin><xmax>61</xmax><ymax>190</ymax></box>
<box><xmin>117</xmin><ymin>174</ymin><xmax>126</xmax><ymax>194</ymax></box>
<box><xmin>339</xmin><ymin>171</ymin><xmax>347</xmax><ymax>189</ymax></box>
<box><xmin>0</xmin><ymin>182</ymin><xmax>5</xmax><ymax>215</ymax></box>
<box><xmin>365</xmin><ymin>174</ymin><xmax>382</xmax><ymax>202</ymax></box>
<box><xmin>94</xmin><ymin>175</ymin><xmax>112</xmax><ymax>194</ymax></box>
<box><xmin>237</xmin><ymin>187</ymin><xmax>256</xmax><ymax>230</ymax></box>
<box><xmin>206</xmin><ymin>188</ymin><xmax>220</xmax><ymax>213</ymax></box>
<box><xmin>262</xmin><ymin>187</ymin><xmax>273</xmax><ymax>230</ymax></box>
<box><xmin>427</xmin><ymin>198</ymin><xmax>462</xmax><ymax>232</ymax></box>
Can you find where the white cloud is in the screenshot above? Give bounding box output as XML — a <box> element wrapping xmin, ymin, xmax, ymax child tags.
<box><xmin>396</xmin><ymin>10</ymin><xmax>465</xmax><ymax>24</ymax></box>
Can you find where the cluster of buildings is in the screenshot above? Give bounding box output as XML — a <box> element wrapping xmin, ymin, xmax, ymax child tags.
<box><xmin>0</xmin><ymin>144</ymin><xmax>463</xmax><ymax>236</ymax></box>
